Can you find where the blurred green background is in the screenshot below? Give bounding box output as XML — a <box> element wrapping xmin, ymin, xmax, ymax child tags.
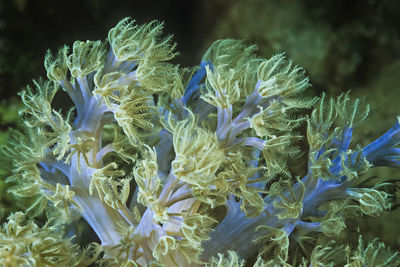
<box><xmin>0</xmin><ymin>0</ymin><xmax>399</xmax><ymax>253</ymax></box>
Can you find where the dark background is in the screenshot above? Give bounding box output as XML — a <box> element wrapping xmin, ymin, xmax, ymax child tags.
<box><xmin>0</xmin><ymin>0</ymin><xmax>217</xmax><ymax>99</ymax></box>
<box><xmin>1</xmin><ymin>0</ymin><xmax>400</xmax><ymax>99</ymax></box>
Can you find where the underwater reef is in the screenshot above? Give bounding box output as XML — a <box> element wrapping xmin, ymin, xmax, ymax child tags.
<box><xmin>1</xmin><ymin>17</ymin><xmax>400</xmax><ymax>266</ymax></box>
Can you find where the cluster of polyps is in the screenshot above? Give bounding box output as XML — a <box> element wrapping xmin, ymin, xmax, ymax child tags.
<box><xmin>1</xmin><ymin>17</ymin><xmax>399</xmax><ymax>266</ymax></box>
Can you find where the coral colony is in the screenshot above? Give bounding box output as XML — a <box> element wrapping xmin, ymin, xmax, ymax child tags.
<box><xmin>1</xmin><ymin>18</ymin><xmax>400</xmax><ymax>266</ymax></box>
